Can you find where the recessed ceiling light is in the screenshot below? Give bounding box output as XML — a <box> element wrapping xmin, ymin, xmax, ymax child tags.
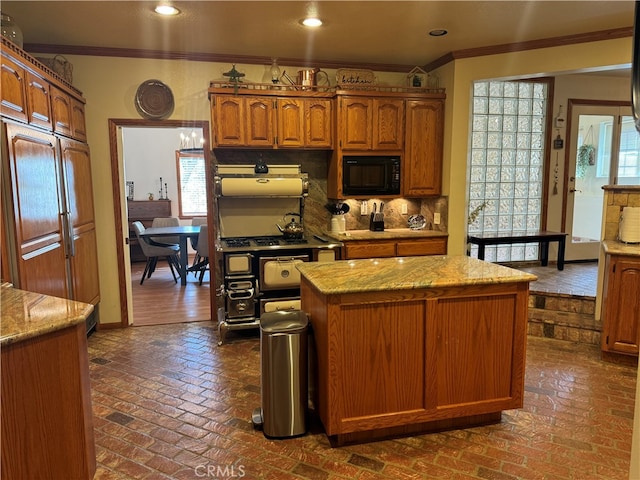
<box><xmin>154</xmin><ymin>4</ymin><xmax>181</xmax><ymax>16</ymax></box>
<box><xmin>301</xmin><ymin>17</ymin><xmax>323</xmax><ymax>27</ymax></box>
<box><xmin>429</xmin><ymin>29</ymin><xmax>448</xmax><ymax>37</ymax></box>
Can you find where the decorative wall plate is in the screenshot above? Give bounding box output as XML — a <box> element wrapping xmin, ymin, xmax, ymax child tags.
<box><xmin>335</xmin><ymin>68</ymin><xmax>376</xmax><ymax>87</ymax></box>
<box><xmin>135</xmin><ymin>79</ymin><xmax>174</xmax><ymax>119</ymax></box>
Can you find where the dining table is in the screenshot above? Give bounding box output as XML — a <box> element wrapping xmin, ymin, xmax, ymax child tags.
<box><xmin>139</xmin><ymin>225</ymin><xmax>202</xmax><ymax>286</ymax></box>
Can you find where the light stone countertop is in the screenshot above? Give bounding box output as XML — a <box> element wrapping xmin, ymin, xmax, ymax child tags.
<box><xmin>323</xmin><ymin>228</ymin><xmax>448</xmax><ymax>242</ymax></box>
<box><xmin>1</xmin><ymin>283</ymin><xmax>94</xmax><ymax>347</ymax></box>
<box><xmin>297</xmin><ymin>255</ymin><xmax>537</xmax><ymax>295</ymax></box>
<box><xmin>602</xmin><ymin>240</ymin><xmax>640</xmax><ymax>257</ymax></box>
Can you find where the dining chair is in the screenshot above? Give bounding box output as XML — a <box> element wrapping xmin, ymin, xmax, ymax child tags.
<box><xmin>132</xmin><ymin>221</ymin><xmax>180</xmax><ymax>285</ymax></box>
<box><xmin>150</xmin><ymin>216</ymin><xmax>180</xmax><ymax>246</ymax></box>
<box><xmin>190</xmin><ymin>217</ymin><xmax>208</xmax><ymax>269</ymax></box>
<box><xmin>192</xmin><ymin>224</ymin><xmax>209</xmax><ymax>285</ymax></box>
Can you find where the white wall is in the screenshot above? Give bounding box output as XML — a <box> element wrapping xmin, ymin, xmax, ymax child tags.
<box><xmin>122</xmin><ymin>126</ymin><xmax>204</xmax><ymax>221</ymax></box>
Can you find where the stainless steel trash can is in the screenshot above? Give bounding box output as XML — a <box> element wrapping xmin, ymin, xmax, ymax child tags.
<box><xmin>252</xmin><ymin>310</ymin><xmax>308</xmax><ymax>438</ymax></box>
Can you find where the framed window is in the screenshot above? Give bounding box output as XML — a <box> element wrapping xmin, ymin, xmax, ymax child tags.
<box><xmin>175</xmin><ymin>150</ymin><xmax>207</xmax><ymax>218</ymax></box>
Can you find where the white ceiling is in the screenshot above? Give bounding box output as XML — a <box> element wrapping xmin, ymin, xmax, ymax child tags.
<box><xmin>2</xmin><ymin>1</ymin><xmax>636</xmax><ymax>71</ymax></box>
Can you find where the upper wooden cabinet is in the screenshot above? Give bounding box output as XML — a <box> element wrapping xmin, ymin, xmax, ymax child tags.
<box><xmin>337</xmin><ymin>96</ymin><xmax>404</xmax><ymax>151</ymax></box>
<box><xmin>601</xmin><ymin>254</ymin><xmax>640</xmax><ymax>357</ymax></box>
<box><xmin>0</xmin><ymin>40</ymin><xmax>86</xmax><ymax>142</ymax></box>
<box><xmin>0</xmin><ymin>53</ymin><xmax>28</xmax><ymax>123</ymax></box>
<box><xmin>209</xmin><ymin>87</ymin><xmax>333</xmax><ymax>149</ymax></box>
<box><xmin>403</xmin><ymin>99</ymin><xmax>444</xmax><ymax>197</ymax></box>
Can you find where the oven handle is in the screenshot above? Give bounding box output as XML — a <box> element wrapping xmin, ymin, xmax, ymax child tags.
<box><xmin>228</xmin><ymin>289</ymin><xmax>254</xmax><ymax>300</ymax></box>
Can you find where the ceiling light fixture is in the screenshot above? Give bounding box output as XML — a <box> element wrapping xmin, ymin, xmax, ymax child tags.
<box><xmin>301</xmin><ymin>17</ymin><xmax>323</xmax><ymax>27</ymax></box>
<box><xmin>154</xmin><ymin>4</ymin><xmax>181</xmax><ymax>16</ymax></box>
<box><xmin>429</xmin><ymin>28</ymin><xmax>448</xmax><ymax>37</ymax></box>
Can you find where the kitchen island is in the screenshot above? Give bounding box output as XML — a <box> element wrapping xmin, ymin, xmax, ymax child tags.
<box><xmin>1</xmin><ymin>284</ymin><xmax>96</xmax><ymax>480</ymax></box>
<box><xmin>298</xmin><ymin>256</ymin><xmax>536</xmax><ymax>445</ymax></box>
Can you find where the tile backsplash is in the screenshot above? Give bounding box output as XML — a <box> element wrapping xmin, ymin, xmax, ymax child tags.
<box><xmin>602</xmin><ymin>185</ymin><xmax>640</xmax><ymax>241</ymax></box>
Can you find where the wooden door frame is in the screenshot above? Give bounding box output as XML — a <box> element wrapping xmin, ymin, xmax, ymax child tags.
<box><xmin>107</xmin><ymin>118</ymin><xmax>213</xmax><ymax>328</ymax></box>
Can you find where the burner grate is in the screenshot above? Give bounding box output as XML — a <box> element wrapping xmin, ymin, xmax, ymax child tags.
<box><xmin>224</xmin><ymin>238</ymin><xmax>251</xmax><ymax>248</ymax></box>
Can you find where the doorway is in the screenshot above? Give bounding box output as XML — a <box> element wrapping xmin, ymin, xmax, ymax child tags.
<box><xmin>563</xmin><ymin>102</ymin><xmax>637</xmax><ymax>260</ymax></box>
<box><xmin>107</xmin><ymin>119</ymin><xmax>214</xmax><ymax>328</ymax></box>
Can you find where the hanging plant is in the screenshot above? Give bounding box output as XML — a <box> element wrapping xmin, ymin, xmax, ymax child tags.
<box><xmin>576</xmin><ymin>125</ymin><xmax>596</xmax><ymax>178</ymax></box>
<box><xmin>576</xmin><ymin>144</ymin><xmax>596</xmax><ymax>178</ymax></box>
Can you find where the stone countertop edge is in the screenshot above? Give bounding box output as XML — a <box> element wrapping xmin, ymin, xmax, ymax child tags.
<box><xmin>297</xmin><ymin>255</ymin><xmax>537</xmax><ymax>295</ymax></box>
<box><xmin>323</xmin><ymin>228</ymin><xmax>448</xmax><ymax>241</ymax></box>
<box><xmin>1</xmin><ymin>284</ymin><xmax>94</xmax><ymax>347</ymax></box>
<box><xmin>602</xmin><ymin>240</ymin><xmax>640</xmax><ymax>256</ymax></box>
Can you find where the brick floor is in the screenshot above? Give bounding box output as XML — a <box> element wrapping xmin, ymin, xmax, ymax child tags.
<box><xmin>87</xmin><ymin>323</ymin><xmax>636</xmax><ymax>480</ymax></box>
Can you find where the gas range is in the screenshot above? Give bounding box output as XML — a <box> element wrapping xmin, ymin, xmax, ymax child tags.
<box><xmin>218</xmin><ymin>235</ymin><xmax>342</xmax><ymax>253</ymax></box>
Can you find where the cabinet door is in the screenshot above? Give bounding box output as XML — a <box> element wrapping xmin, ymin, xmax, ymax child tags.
<box><xmin>1</xmin><ymin>54</ymin><xmax>28</xmax><ymax>122</ymax></box>
<box><xmin>212</xmin><ymin>96</ymin><xmax>245</xmax><ymax>146</ymax></box>
<box><xmin>396</xmin><ymin>238</ymin><xmax>447</xmax><ymax>256</ymax></box>
<box><xmin>277</xmin><ymin>98</ymin><xmax>304</xmax><ymax>147</ymax></box>
<box><xmin>305</xmin><ymin>98</ymin><xmax>333</xmax><ymax>148</ymax></box>
<box><xmin>245</xmin><ymin>97</ymin><xmax>274</xmax><ymax>147</ymax></box>
<box><xmin>339</xmin><ymin>97</ymin><xmax>372</xmax><ymax>150</ymax></box>
<box><xmin>602</xmin><ymin>256</ymin><xmax>640</xmax><ymax>356</ymax></box>
<box><xmin>403</xmin><ymin>100</ymin><xmax>444</xmax><ymax>196</ymax></box>
<box><xmin>26</xmin><ymin>71</ymin><xmax>52</xmax><ymax>130</ymax></box>
<box><xmin>344</xmin><ymin>241</ymin><xmax>396</xmax><ymax>259</ymax></box>
<box><xmin>373</xmin><ymin>99</ymin><xmax>403</xmax><ymax>150</ymax></box>
<box><xmin>60</xmin><ymin>138</ymin><xmax>100</xmax><ymax>305</ymax></box>
<box><xmin>70</xmin><ymin>97</ymin><xmax>87</xmax><ymax>142</ymax></box>
<box><xmin>3</xmin><ymin>123</ymin><xmax>69</xmax><ymax>299</ymax></box>
<box><xmin>51</xmin><ymin>85</ymin><xmax>73</xmax><ymax>138</ymax></box>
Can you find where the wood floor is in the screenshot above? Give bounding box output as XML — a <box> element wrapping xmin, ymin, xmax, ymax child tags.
<box><xmin>130</xmin><ymin>256</ymin><xmax>212</xmax><ymax>327</ymax></box>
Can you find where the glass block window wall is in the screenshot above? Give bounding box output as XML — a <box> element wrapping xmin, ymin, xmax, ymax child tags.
<box><xmin>468</xmin><ymin>80</ymin><xmax>549</xmax><ymax>262</ymax></box>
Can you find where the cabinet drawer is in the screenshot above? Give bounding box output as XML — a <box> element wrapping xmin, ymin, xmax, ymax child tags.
<box><xmin>396</xmin><ymin>238</ymin><xmax>447</xmax><ymax>256</ymax></box>
<box><xmin>344</xmin><ymin>241</ymin><xmax>396</xmax><ymax>259</ymax></box>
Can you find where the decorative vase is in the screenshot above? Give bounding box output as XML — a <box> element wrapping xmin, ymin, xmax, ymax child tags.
<box><xmin>1</xmin><ymin>13</ymin><xmax>23</xmax><ymax>48</ymax></box>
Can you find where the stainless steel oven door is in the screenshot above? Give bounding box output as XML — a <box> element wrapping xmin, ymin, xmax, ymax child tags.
<box><xmin>259</xmin><ymin>297</ymin><xmax>301</xmax><ymax>317</ymax></box>
<box><xmin>225</xmin><ymin>253</ymin><xmax>253</xmax><ymax>275</ymax></box>
<box><xmin>259</xmin><ymin>254</ymin><xmax>309</xmax><ymax>291</ymax></box>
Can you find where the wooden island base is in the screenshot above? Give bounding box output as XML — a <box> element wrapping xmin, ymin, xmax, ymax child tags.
<box><xmin>298</xmin><ymin>256</ymin><xmax>536</xmax><ymax>445</ymax></box>
<box><xmin>326</xmin><ymin>411</ymin><xmax>502</xmax><ymax>447</ymax></box>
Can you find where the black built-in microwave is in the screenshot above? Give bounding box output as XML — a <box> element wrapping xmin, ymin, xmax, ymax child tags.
<box><xmin>342</xmin><ymin>155</ymin><xmax>401</xmax><ymax>196</ymax></box>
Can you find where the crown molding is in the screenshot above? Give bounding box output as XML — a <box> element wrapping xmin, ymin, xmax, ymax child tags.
<box><xmin>424</xmin><ymin>27</ymin><xmax>633</xmax><ymax>72</ymax></box>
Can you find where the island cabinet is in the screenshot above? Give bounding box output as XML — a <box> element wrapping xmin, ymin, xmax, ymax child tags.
<box><xmin>601</xmin><ymin>254</ymin><xmax>640</xmax><ymax>357</ymax></box>
<box><xmin>208</xmin><ymin>86</ymin><xmax>333</xmax><ymax>149</ymax></box>
<box><xmin>343</xmin><ymin>236</ymin><xmax>447</xmax><ymax>259</ymax></box>
<box><xmin>298</xmin><ymin>256</ymin><xmax>535</xmax><ymax>445</ymax></box>
<box><xmin>1</xmin><ymin>38</ymin><xmax>99</xmax><ymax>307</ymax></box>
<box><xmin>1</xmin><ymin>285</ymin><xmax>96</xmax><ymax>480</ymax></box>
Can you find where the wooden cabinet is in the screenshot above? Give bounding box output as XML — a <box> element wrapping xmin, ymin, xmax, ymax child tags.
<box><xmin>343</xmin><ymin>236</ymin><xmax>447</xmax><ymax>259</ymax></box>
<box><xmin>1</xmin><ymin>38</ymin><xmax>99</xmax><ymax>306</ymax></box>
<box><xmin>127</xmin><ymin>200</ymin><xmax>172</xmax><ymax>262</ymax></box>
<box><xmin>209</xmin><ymin>90</ymin><xmax>333</xmax><ymax>149</ymax></box>
<box><xmin>403</xmin><ymin>99</ymin><xmax>444</xmax><ymax>196</ymax></box>
<box><xmin>0</xmin><ymin>53</ymin><xmax>28</xmax><ymax>122</ymax></box>
<box><xmin>329</xmin><ymin>90</ymin><xmax>445</xmax><ymax>199</ymax></box>
<box><xmin>337</xmin><ymin>96</ymin><xmax>403</xmax><ymax>151</ymax></box>
<box><xmin>301</xmin><ymin>276</ymin><xmax>529</xmax><ymax>443</ymax></box>
<box><xmin>1</xmin><ymin>287</ymin><xmax>96</xmax><ymax>480</ymax></box>
<box><xmin>26</xmin><ymin>70</ymin><xmax>52</xmax><ymax>130</ymax></box>
<box><xmin>601</xmin><ymin>254</ymin><xmax>640</xmax><ymax>357</ymax></box>
<box><xmin>277</xmin><ymin>97</ymin><xmax>332</xmax><ymax>148</ymax></box>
